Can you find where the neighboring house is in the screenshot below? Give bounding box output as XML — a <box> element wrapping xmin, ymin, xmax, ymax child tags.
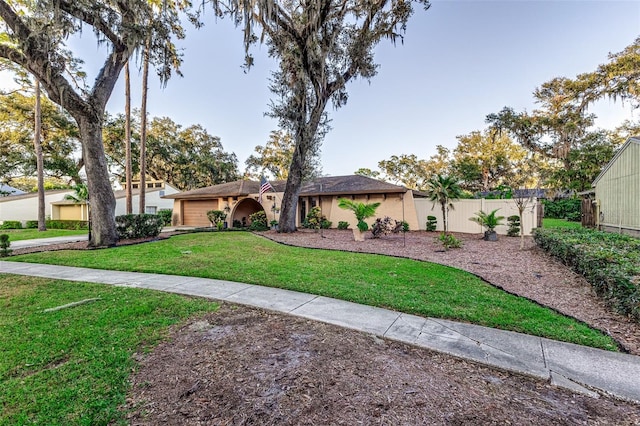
<box><xmin>0</xmin><ymin>182</ymin><xmax>179</xmax><ymax>225</ymax></box>
<box><xmin>164</xmin><ymin>175</ymin><xmax>424</xmax><ymax>229</ymax></box>
<box><xmin>0</xmin><ymin>184</ymin><xmax>25</xmax><ymax>196</ymax></box>
<box><xmin>592</xmin><ymin>136</ymin><xmax>640</xmax><ymax>237</ymax></box>
<box><xmin>0</xmin><ymin>189</ymin><xmax>75</xmax><ymax>224</ymax></box>
<box><xmin>51</xmin><ymin>182</ymin><xmax>180</xmax><ymax>220</ymax></box>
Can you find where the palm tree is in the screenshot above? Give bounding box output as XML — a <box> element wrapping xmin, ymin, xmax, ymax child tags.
<box><xmin>470</xmin><ymin>208</ymin><xmax>505</xmax><ymax>240</ymax></box>
<box><xmin>64</xmin><ymin>183</ymin><xmax>89</xmax><ymax>203</ymax></box>
<box><xmin>426</xmin><ymin>175</ymin><xmax>464</xmax><ymax>233</ymax></box>
<box><xmin>337</xmin><ymin>198</ymin><xmax>380</xmax><ymax>232</ymax></box>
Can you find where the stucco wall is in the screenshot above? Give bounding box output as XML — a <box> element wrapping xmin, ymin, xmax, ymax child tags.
<box><xmin>0</xmin><ymin>190</ymin><xmax>74</xmax><ymax>224</ymax></box>
<box><xmin>115</xmin><ymin>185</ymin><xmax>180</xmax><ymax>216</ymax></box>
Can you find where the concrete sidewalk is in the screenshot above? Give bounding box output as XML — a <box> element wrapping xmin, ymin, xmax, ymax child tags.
<box><xmin>10</xmin><ymin>235</ymin><xmax>88</xmax><ymax>249</ymax></box>
<box><xmin>1</xmin><ymin>260</ymin><xmax>639</xmax><ymax>403</ymax></box>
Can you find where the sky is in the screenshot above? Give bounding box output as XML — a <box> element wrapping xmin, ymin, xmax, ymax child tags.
<box><xmin>20</xmin><ymin>1</ymin><xmax>640</xmax><ymax>178</ymax></box>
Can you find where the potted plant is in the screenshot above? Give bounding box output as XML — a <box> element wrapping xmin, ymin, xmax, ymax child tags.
<box><xmin>337</xmin><ymin>198</ymin><xmax>380</xmax><ymax>241</ymax></box>
<box><xmin>469</xmin><ymin>209</ymin><xmax>505</xmax><ymax>241</ymax></box>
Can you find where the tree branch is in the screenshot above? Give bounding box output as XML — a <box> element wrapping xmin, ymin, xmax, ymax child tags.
<box><xmin>56</xmin><ymin>0</ymin><xmax>126</xmax><ymax>50</ymax></box>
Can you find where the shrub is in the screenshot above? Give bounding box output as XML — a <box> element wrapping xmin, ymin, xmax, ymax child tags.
<box><xmin>426</xmin><ymin>216</ymin><xmax>437</xmax><ymax>232</ymax></box>
<box><xmin>543</xmin><ymin>198</ymin><xmax>581</xmax><ymax>221</ymax></box>
<box><xmin>45</xmin><ymin>220</ymin><xmax>88</xmax><ymax>230</ymax></box>
<box><xmin>438</xmin><ymin>232</ymin><xmax>462</xmax><ymax>250</ymax></box>
<box><xmin>302</xmin><ymin>206</ymin><xmax>328</xmax><ymax>230</ymax></box>
<box><xmin>206</xmin><ymin>210</ymin><xmax>227</xmax><ymax>227</ymax></box>
<box><xmin>25</xmin><ymin>220</ymin><xmax>39</xmax><ymax>229</ymax></box>
<box><xmin>337</xmin><ymin>221</ymin><xmax>349</xmax><ymax>230</ymax></box>
<box><xmin>0</xmin><ymin>220</ymin><xmax>22</xmax><ymax>229</ymax></box>
<box><xmin>401</xmin><ymin>221</ymin><xmax>409</xmax><ymax>232</ymax></box>
<box><xmin>157</xmin><ymin>209</ymin><xmax>173</xmax><ymax>226</ymax></box>
<box><xmin>533</xmin><ymin>227</ymin><xmax>640</xmax><ymax>321</ymax></box>
<box><xmin>371</xmin><ymin>216</ymin><xmax>403</xmax><ymax>238</ymax></box>
<box><xmin>233</xmin><ymin>219</ymin><xmax>242</xmax><ymax>228</ymax></box>
<box><xmin>507</xmin><ymin>215</ymin><xmax>520</xmax><ymax>237</ymax></box>
<box><xmin>115</xmin><ymin>214</ymin><xmax>164</xmax><ymax>240</ymax></box>
<box><xmin>0</xmin><ymin>234</ymin><xmax>12</xmax><ymax>257</ymax></box>
<box><xmin>248</xmin><ymin>211</ymin><xmax>269</xmax><ymax>231</ymax></box>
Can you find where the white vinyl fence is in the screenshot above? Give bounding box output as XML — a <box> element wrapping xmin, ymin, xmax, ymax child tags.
<box><xmin>414</xmin><ymin>198</ymin><xmax>540</xmax><ymax>235</ymax></box>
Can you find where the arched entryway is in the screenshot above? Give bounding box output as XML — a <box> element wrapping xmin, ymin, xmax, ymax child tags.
<box><xmin>229</xmin><ymin>198</ymin><xmax>264</xmax><ymax>228</ymax></box>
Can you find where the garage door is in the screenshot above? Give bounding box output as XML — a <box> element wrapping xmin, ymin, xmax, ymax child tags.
<box><xmin>183</xmin><ymin>200</ymin><xmax>218</xmax><ymax>226</ymax></box>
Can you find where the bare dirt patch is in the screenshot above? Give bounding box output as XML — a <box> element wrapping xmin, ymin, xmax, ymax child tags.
<box><xmin>124</xmin><ymin>304</ymin><xmax>640</xmax><ymax>425</ymax></box>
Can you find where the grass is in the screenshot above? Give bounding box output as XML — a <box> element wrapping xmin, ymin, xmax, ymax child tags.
<box><xmin>0</xmin><ymin>228</ymin><xmax>87</xmax><ymax>242</ymax></box>
<box><xmin>9</xmin><ymin>232</ymin><xmax>618</xmax><ymax>351</ymax></box>
<box><xmin>543</xmin><ymin>218</ymin><xmax>582</xmax><ymax>229</ymax></box>
<box><xmin>0</xmin><ymin>274</ymin><xmax>218</xmax><ymax>425</ymax></box>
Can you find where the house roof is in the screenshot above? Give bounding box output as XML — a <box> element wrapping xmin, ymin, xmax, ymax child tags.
<box><xmin>299</xmin><ymin>175</ymin><xmax>409</xmax><ymax>196</ymax></box>
<box><xmin>592</xmin><ymin>136</ymin><xmax>640</xmax><ymax>187</ymax></box>
<box><xmin>0</xmin><ymin>184</ymin><xmax>24</xmax><ymax>196</ymax></box>
<box><xmin>0</xmin><ymin>188</ymin><xmax>73</xmax><ymax>203</ymax></box>
<box><xmin>164</xmin><ymin>175</ymin><xmax>413</xmax><ymax>200</ymax></box>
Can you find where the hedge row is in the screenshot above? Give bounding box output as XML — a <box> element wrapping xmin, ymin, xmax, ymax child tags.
<box><xmin>116</xmin><ymin>214</ymin><xmax>164</xmax><ymax>240</ymax></box>
<box><xmin>45</xmin><ymin>220</ymin><xmax>89</xmax><ymax>230</ymax></box>
<box><xmin>533</xmin><ymin>227</ymin><xmax>640</xmax><ymax>321</ymax></box>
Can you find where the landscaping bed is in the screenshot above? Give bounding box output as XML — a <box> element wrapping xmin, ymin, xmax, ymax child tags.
<box><xmin>264</xmin><ymin>229</ymin><xmax>640</xmax><ymax>355</ymax></box>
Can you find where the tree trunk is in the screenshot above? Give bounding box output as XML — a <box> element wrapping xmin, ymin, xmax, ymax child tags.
<box><xmin>441</xmin><ymin>202</ymin><xmax>448</xmax><ymax>233</ymax></box>
<box><xmin>33</xmin><ymin>80</ymin><xmax>46</xmax><ymax>231</ymax></box>
<box><xmin>139</xmin><ymin>40</ymin><xmax>150</xmax><ymax>215</ymax></box>
<box><xmin>124</xmin><ymin>61</ymin><xmax>133</xmax><ymax>215</ymax></box>
<box><xmin>76</xmin><ymin>116</ymin><xmax>118</xmax><ymax>247</ymax></box>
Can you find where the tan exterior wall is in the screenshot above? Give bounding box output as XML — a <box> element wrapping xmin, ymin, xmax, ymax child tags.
<box><xmin>55</xmin><ymin>204</ymin><xmax>88</xmax><ymax>221</ymax></box>
<box><xmin>171</xmin><ymin>191</ymin><xmax>421</xmax><ymax>230</ymax></box>
<box><xmin>414</xmin><ymin>198</ymin><xmax>539</xmax><ymax>235</ymax></box>
<box><xmin>595</xmin><ymin>141</ymin><xmax>640</xmax><ymax>233</ymax></box>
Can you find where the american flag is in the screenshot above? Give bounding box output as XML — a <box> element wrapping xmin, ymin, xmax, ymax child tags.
<box><xmin>258</xmin><ymin>176</ymin><xmax>273</xmax><ymax>203</ymax></box>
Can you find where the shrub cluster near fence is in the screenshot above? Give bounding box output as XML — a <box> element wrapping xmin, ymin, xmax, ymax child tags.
<box><xmin>533</xmin><ymin>227</ymin><xmax>640</xmax><ymax>321</ymax></box>
<box><xmin>542</xmin><ymin>199</ymin><xmax>581</xmax><ymax>221</ymax></box>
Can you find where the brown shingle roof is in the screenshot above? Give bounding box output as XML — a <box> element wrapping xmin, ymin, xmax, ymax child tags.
<box><xmin>299</xmin><ymin>175</ymin><xmax>407</xmax><ymax>196</ymax></box>
<box><xmin>162</xmin><ymin>180</ymin><xmax>261</xmax><ymax>199</ymax></box>
<box><xmin>165</xmin><ymin>175</ymin><xmax>411</xmax><ymax>200</ymax></box>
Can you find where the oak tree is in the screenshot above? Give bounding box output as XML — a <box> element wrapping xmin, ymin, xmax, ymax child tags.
<box><xmin>222</xmin><ymin>0</ymin><xmax>431</xmax><ymax>232</ymax></box>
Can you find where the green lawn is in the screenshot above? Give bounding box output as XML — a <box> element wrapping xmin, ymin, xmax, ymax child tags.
<box><xmin>543</xmin><ymin>218</ymin><xmax>582</xmax><ymax>229</ymax></box>
<box><xmin>0</xmin><ymin>274</ymin><xmax>218</xmax><ymax>425</ymax></box>
<box><xmin>0</xmin><ymin>228</ymin><xmax>88</xmax><ymax>242</ymax></box>
<box><xmin>9</xmin><ymin>232</ymin><xmax>617</xmax><ymax>351</ymax></box>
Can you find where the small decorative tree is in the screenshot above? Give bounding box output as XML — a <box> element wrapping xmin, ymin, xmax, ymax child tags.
<box><xmin>469</xmin><ymin>209</ymin><xmax>505</xmax><ymax>241</ymax></box>
<box><xmin>337</xmin><ymin>198</ymin><xmax>380</xmax><ymax>241</ymax></box>
<box><xmin>426</xmin><ymin>215</ymin><xmax>437</xmax><ymax>232</ymax></box>
<box><xmin>206</xmin><ymin>210</ymin><xmax>227</xmax><ymax>230</ymax></box>
<box><xmin>507</xmin><ymin>215</ymin><xmax>520</xmax><ymax>237</ymax></box>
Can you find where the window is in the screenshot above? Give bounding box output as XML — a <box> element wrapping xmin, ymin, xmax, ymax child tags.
<box><xmin>145</xmin><ymin>206</ymin><xmax>157</xmax><ymax>214</ymax></box>
<box><xmin>154</xmin><ymin>182</ymin><xmax>162</xmax><ymax>188</ymax></box>
<box><xmin>132</xmin><ymin>184</ymin><xmax>139</xmax><ymax>189</ymax></box>
<box><xmin>147</xmin><ymin>183</ymin><xmax>154</xmax><ymax>188</ymax></box>
<box><xmin>159</xmin><ymin>190</ymin><xmax>165</xmax><ymax>197</ymax></box>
